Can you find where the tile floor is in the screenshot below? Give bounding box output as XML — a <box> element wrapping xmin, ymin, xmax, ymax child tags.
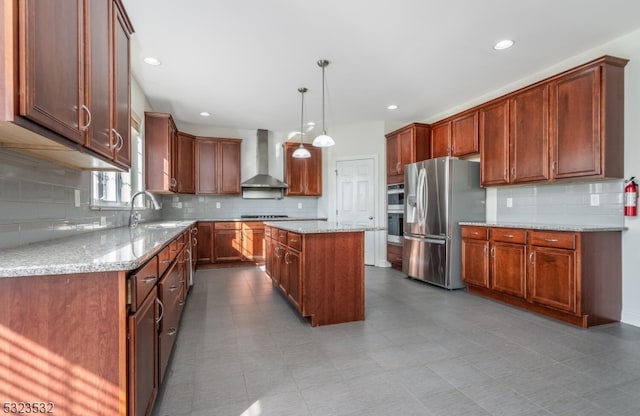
<box><xmin>152</xmin><ymin>266</ymin><xmax>640</xmax><ymax>416</ymax></box>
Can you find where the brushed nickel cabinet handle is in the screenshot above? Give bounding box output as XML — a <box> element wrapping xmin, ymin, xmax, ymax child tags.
<box><xmin>490</xmin><ymin>247</ymin><xmax>495</xmax><ymax>257</ymax></box>
<box><xmin>168</xmin><ymin>328</ymin><xmax>177</xmax><ymax>336</ymax></box>
<box><xmin>80</xmin><ymin>105</ymin><xmax>92</xmax><ymax>131</ymax></box>
<box><xmin>484</xmin><ymin>246</ymin><xmax>488</xmax><ymax>257</ymax></box>
<box><xmin>143</xmin><ymin>276</ymin><xmax>156</xmax><ymax>284</ymax></box>
<box><xmin>544</xmin><ymin>238</ymin><xmax>559</xmax><ymax>242</ymax></box>
<box><xmin>155</xmin><ymin>298</ymin><xmax>164</xmax><ymax>323</ymax></box>
<box><xmin>529</xmin><ymin>252</ymin><xmax>534</xmax><ymax>264</ymax></box>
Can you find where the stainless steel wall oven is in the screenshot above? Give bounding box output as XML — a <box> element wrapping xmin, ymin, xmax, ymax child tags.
<box><xmin>387</xmin><ymin>184</ymin><xmax>404</xmax><ymax>244</ymax></box>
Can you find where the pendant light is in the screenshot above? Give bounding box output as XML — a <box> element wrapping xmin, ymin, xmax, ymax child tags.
<box><xmin>313</xmin><ymin>59</ymin><xmax>335</xmax><ymax>147</ymax></box>
<box><xmin>292</xmin><ymin>87</ymin><xmax>311</xmax><ymax>159</ymax></box>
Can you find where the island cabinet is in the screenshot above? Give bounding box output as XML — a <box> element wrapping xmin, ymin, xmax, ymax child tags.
<box><xmin>265</xmin><ymin>224</ymin><xmax>365</xmax><ymax>326</ymax></box>
<box><xmin>0</xmin><ymin>0</ymin><xmax>134</xmax><ymax>171</ymax></box>
<box><xmin>145</xmin><ymin>112</ymin><xmax>178</xmax><ymax>193</ymax></box>
<box><xmin>196</xmin><ymin>221</ymin><xmax>265</xmax><ymax>264</ymax></box>
<box><xmin>195</xmin><ymin>137</ymin><xmax>242</xmax><ymax>195</ymax></box>
<box><xmin>431</xmin><ymin>112</ymin><xmax>479</xmax><ymax>159</ymax></box>
<box><xmin>283</xmin><ymin>142</ymin><xmax>322</xmax><ymax>196</ymax></box>
<box><xmin>386</xmin><ymin>123</ymin><xmax>430</xmax><ymax>184</ymax></box>
<box><xmin>479</xmin><ymin>55</ymin><xmax>627</xmax><ymax>187</ymax></box>
<box><xmin>461</xmin><ymin>225</ymin><xmax>621</xmax><ymax>327</ymax></box>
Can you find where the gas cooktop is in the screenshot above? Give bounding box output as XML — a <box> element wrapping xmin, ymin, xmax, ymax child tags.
<box><xmin>240</xmin><ymin>214</ymin><xmax>289</xmax><ymax>219</ymax></box>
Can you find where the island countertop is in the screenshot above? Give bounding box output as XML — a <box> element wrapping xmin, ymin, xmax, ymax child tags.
<box><xmin>458</xmin><ymin>221</ymin><xmax>626</xmax><ymax>232</ymax></box>
<box><xmin>0</xmin><ymin>220</ymin><xmax>196</xmax><ymax>278</ymax></box>
<box><xmin>263</xmin><ymin>220</ymin><xmax>385</xmax><ymax>234</ymax></box>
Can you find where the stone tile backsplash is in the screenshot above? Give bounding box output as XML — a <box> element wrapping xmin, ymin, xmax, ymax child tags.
<box><xmin>495</xmin><ymin>179</ymin><xmax>625</xmax><ymax>227</ymax></box>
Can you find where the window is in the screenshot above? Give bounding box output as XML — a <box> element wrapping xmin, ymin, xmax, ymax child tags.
<box><xmin>91</xmin><ymin>115</ymin><xmax>144</xmax><ymax>208</ymax></box>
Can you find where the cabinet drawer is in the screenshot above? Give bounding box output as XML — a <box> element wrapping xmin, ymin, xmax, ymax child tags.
<box><xmin>264</xmin><ymin>226</ymin><xmax>272</xmax><ymax>239</ymax></box>
<box><xmin>491</xmin><ymin>228</ymin><xmax>527</xmax><ymax>244</ymax></box>
<box><xmin>529</xmin><ymin>231</ymin><xmax>576</xmax><ymax>249</ymax></box>
<box><xmin>158</xmin><ymin>245</ymin><xmax>172</xmax><ymax>276</ymax></box>
<box><xmin>461</xmin><ymin>226</ymin><xmax>488</xmax><ymax>240</ymax></box>
<box><xmin>215</xmin><ymin>221</ymin><xmax>240</xmax><ymax>230</ymax></box>
<box><xmin>130</xmin><ymin>256</ymin><xmax>159</xmax><ymax>311</ymax></box>
<box><xmin>278</xmin><ymin>230</ymin><xmax>288</xmax><ymax>244</ymax></box>
<box><xmin>287</xmin><ymin>232</ymin><xmax>302</xmax><ymax>251</ymax></box>
<box><xmin>387</xmin><ymin>244</ymin><xmax>403</xmax><ymax>264</ymax></box>
<box><xmin>242</xmin><ymin>221</ymin><xmax>264</xmax><ymax>230</ymax></box>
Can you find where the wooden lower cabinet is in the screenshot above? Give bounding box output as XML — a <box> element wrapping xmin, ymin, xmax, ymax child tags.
<box><xmin>265</xmin><ymin>226</ymin><xmax>365</xmax><ymax>326</ymax></box>
<box><xmin>128</xmin><ymin>287</ymin><xmax>158</xmax><ymax>416</ymax></box>
<box><xmin>461</xmin><ymin>225</ymin><xmax>621</xmax><ymax>327</ymax></box>
<box><xmin>197</xmin><ymin>221</ymin><xmax>266</xmax><ymax>264</ymax></box>
<box><xmin>386</xmin><ymin>243</ymin><xmax>403</xmax><ymax>271</ymax></box>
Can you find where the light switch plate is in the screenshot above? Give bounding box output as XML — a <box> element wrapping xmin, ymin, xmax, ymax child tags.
<box><xmin>298</xmin><ymin>202</ymin><xmax>303</xmax><ymax>209</ymax></box>
<box><xmin>506</xmin><ymin>197</ymin><xmax>513</xmax><ymax>208</ymax></box>
<box><xmin>216</xmin><ymin>202</ymin><xmax>221</xmax><ymax>209</ymax></box>
<box><xmin>590</xmin><ymin>194</ymin><xmax>600</xmax><ymax>206</ymax></box>
<box><xmin>74</xmin><ymin>189</ymin><xmax>81</xmax><ymax>207</ymax></box>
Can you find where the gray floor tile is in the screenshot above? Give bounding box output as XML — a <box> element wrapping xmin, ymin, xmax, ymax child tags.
<box><xmin>151</xmin><ymin>266</ymin><xmax>640</xmax><ymax>416</ymax></box>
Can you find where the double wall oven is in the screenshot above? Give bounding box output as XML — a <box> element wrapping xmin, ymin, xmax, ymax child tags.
<box><xmin>387</xmin><ymin>183</ymin><xmax>404</xmax><ymax>245</ymax></box>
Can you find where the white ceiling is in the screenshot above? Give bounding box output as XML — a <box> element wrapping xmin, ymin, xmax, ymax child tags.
<box><xmin>122</xmin><ymin>0</ymin><xmax>640</xmax><ymax>136</ymax></box>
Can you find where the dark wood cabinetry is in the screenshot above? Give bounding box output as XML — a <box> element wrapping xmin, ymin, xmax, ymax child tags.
<box><xmin>461</xmin><ymin>225</ymin><xmax>621</xmax><ymax>327</ymax></box>
<box><xmin>283</xmin><ymin>142</ymin><xmax>322</xmax><ymax>196</ymax></box>
<box><xmin>430</xmin><ymin>112</ymin><xmax>478</xmax><ymax>159</ymax></box>
<box><xmin>145</xmin><ymin>112</ymin><xmax>178</xmax><ymax>193</ymax></box>
<box><xmin>265</xmin><ymin>225</ymin><xmax>365</xmax><ymax>326</ymax></box>
<box><xmin>385</xmin><ymin>123</ymin><xmax>430</xmax><ymax>184</ymax></box>
<box><xmin>213</xmin><ymin>222</ymin><xmax>243</xmax><ymax>262</ymax></box>
<box><xmin>386</xmin><ymin>243</ymin><xmax>403</xmax><ymax>271</ymax></box>
<box><xmin>176</xmin><ymin>132</ymin><xmax>195</xmax><ymax>193</ymax></box>
<box><xmin>197</xmin><ymin>221</ymin><xmax>265</xmax><ymax>264</ymax></box>
<box><xmin>195</xmin><ymin>137</ymin><xmax>242</xmax><ymax>194</ymax></box>
<box><xmin>479</xmin><ymin>55</ymin><xmax>626</xmax><ymax>186</ymax></box>
<box><xmin>0</xmin><ymin>0</ymin><xmax>134</xmax><ymax>170</ymax></box>
<box><xmin>430</xmin><ymin>122</ymin><xmax>451</xmax><ymax>159</ymax></box>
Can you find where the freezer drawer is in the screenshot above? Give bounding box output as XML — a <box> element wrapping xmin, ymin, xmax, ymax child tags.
<box><xmin>402</xmin><ymin>234</ymin><xmax>449</xmax><ymax>288</ymax></box>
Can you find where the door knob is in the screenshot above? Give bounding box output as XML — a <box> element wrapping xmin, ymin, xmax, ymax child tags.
<box><xmin>369</xmin><ymin>216</ymin><xmax>374</xmax><ymax>220</ymax></box>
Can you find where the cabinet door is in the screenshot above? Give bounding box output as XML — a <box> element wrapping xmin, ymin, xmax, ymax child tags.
<box><xmin>264</xmin><ymin>234</ymin><xmax>273</xmax><ymax>275</ymax></box>
<box><xmin>176</xmin><ymin>133</ymin><xmax>195</xmax><ymax>193</ymax></box>
<box><xmin>451</xmin><ymin>112</ymin><xmax>478</xmax><ymax>156</ymax></box>
<box><xmin>510</xmin><ymin>84</ymin><xmax>549</xmax><ymax>183</ymax></box>
<box><xmin>490</xmin><ymin>242</ymin><xmax>526</xmax><ymax>298</ymax></box>
<box><xmin>386</xmin><ymin>133</ymin><xmax>401</xmax><ymax>181</ymax></box>
<box><xmin>397</xmin><ymin>128</ymin><xmax>414</xmax><ymax>175</ymax></box>
<box><xmin>242</xmin><ymin>226</ymin><xmax>265</xmax><ymax>261</ymax></box>
<box><xmin>196</xmin><ymin>222</ymin><xmax>213</xmax><ymax>264</ymax></box>
<box><xmin>213</xmin><ymin>229</ymin><xmax>243</xmax><ymax>262</ymax></box>
<box><xmin>218</xmin><ymin>140</ymin><xmax>241</xmax><ymax>194</ymax></box>
<box><xmin>461</xmin><ymin>239</ymin><xmax>489</xmax><ymax>287</ymax></box>
<box><xmin>111</xmin><ymin>1</ymin><xmax>132</xmax><ymax>168</ymax></box>
<box><xmin>145</xmin><ymin>113</ymin><xmax>177</xmax><ymax>193</ymax></box>
<box><xmin>272</xmin><ymin>242</ymin><xmax>283</xmax><ymax>286</ymax></box>
<box><xmin>303</xmin><ymin>146</ymin><xmax>322</xmax><ymax>196</ymax></box>
<box><xmin>128</xmin><ymin>287</ymin><xmax>158</xmax><ymax>416</ymax></box>
<box><xmin>430</xmin><ymin>122</ymin><xmax>451</xmax><ymax>158</ymax></box>
<box><xmin>85</xmin><ymin>0</ymin><xmax>111</xmax><ymax>159</ymax></box>
<box><xmin>21</xmin><ymin>0</ymin><xmax>85</xmax><ymax>143</ymax></box>
<box><xmin>527</xmin><ymin>246</ymin><xmax>576</xmax><ymax>313</ymax></box>
<box><xmin>550</xmin><ymin>65</ymin><xmax>601</xmax><ymax>179</ymax></box>
<box><xmin>480</xmin><ymin>100</ymin><xmax>510</xmax><ymax>186</ymax></box>
<box><xmin>286</xmin><ymin>250</ymin><xmax>302</xmax><ymax>311</ymax></box>
<box><xmin>285</xmin><ymin>144</ymin><xmax>306</xmax><ymax>195</ymax></box>
<box><xmin>195</xmin><ymin>138</ymin><xmax>218</xmax><ymax>194</ymax></box>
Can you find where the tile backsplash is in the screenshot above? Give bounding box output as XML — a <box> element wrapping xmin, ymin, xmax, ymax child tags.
<box><xmin>495</xmin><ymin>179</ymin><xmax>625</xmax><ymax>227</ymax></box>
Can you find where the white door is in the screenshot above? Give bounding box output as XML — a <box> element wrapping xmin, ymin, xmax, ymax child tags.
<box><xmin>336</xmin><ymin>158</ymin><xmax>376</xmax><ymax>265</ymax></box>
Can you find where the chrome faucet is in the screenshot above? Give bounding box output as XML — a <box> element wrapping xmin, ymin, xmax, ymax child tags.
<box><xmin>129</xmin><ymin>191</ymin><xmax>161</xmax><ymax>228</ymax></box>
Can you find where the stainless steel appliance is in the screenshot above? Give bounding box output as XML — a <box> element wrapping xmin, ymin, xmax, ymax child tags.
<box><xmin>403</xmin><ymin>157</ymin><xmax>485</xmax><ymax>289</ymax></box>
<box><xmin>387</xmin><ymin>184</ymin><xmax>404</xmax><ymax>244</ymax></box>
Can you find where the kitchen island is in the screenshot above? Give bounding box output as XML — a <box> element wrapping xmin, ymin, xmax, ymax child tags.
<box><xmin>264</xmin><ymin>221</ymin><xmax>380</xmax><ymax>326</ymax></box>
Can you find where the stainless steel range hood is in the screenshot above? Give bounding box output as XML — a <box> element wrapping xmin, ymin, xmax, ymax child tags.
<box><xmin>241</xmin><ymin>129</ymin><xmax>288</xmax><ymax>199</ymax></box>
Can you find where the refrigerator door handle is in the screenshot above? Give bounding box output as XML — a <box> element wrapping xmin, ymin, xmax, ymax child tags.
<box><xmin>403</xmin><ymin>234</ymin><xmax>446</xmax><ymax>245</ymax></box>
<box><xmin>417</xmin><ymin>167</ymin><xmax>427</xmax><ymax>226</ymax></box>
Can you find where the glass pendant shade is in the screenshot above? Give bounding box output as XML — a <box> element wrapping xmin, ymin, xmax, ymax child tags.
<box><xmin>293</xmin><ymin>87</ymin><xmax>311</xmax><ymax>159</ymax></box>
<box><xmin>313</xmin><ymin>59</ymin><xmax>335</xmax><ymax>147</ymax></box>
<box><xmin>292</xmin><ymin>143</ymin><xmax>311</xmax><ymax>158</ymax></box>
<box><xmin>312</xmin><ymin>133</ymin><xmax>335</xmax><ymax>147</ymax></box>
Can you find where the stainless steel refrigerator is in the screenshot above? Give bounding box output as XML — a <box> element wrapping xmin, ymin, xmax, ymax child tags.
<box><xmin>403</xmin><ymin>157</ymin><xmax>485</xmax><ymax>289</ymax></box>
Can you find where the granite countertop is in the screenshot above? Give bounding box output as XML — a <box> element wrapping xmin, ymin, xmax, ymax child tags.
<box><xmin>0</xmin><ymin>220</ymin><xmax>196</xmax><ymax>278</ymax></box>
<box><xmin>458</xmin><ymin>221</ymin><xmax>626</xmax><ymax>232</ymax></box>
<box><xmin>199</xmin><ymin>217</ymin><xmax>327</xmax><ymax>222</ymax></box>
<box><xmin>264</xmin><ymin>220</ymin><xmax>385</xmax><ymax>234</ymax></box>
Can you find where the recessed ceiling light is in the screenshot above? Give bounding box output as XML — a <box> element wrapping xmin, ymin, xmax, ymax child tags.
<box><xmin>143</xmin><ymin>56</ymin><xmax>162</xmax><ymax>66</ymax></box>
<box><xmin>493</xmin><ymin>39</ymin><xmax>515</xmax><ymax>50</ymax></box>
<box><xmin>387</xmin><ymin>104</ymin><xmax>398</xmax><ymax>110</ymax></box>
<box><xmin>199</xmin><ymin>111</ymin><xmax>210</xmax><ymax>117</ymax></box>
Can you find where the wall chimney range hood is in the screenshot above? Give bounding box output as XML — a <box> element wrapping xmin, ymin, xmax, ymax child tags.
<box><xmin>241</xmin><ymin>129</ymin><xmax>288</xmax><ymax>199</ymax></box>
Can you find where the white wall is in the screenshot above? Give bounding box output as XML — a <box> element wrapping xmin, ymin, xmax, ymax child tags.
<box><xmin>419</xmin><ymin>29</ymin><xmax>640</xmax><ymax>326</ymax></box>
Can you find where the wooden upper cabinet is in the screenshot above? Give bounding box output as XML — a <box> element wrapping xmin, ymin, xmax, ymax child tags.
<box><xmin>283</xmin><ymin>142</ymin><xmax>322</xmax><ymax>196</ymax></box>
<box><xmin>176</xmin><ymin>132</ymin><xmax>195</xmax><ymax>194</ymax></box>
<box><xmin>451</xmin><ymin>111</ymin><xmax>479</xmax><ymax>156</ymax></box>
<box><xmin>550</xmin><ymin>57</ymin><xmax>626</xmax><ymax>180</ymax></box>
<box><xmin>145</xmin><ymin>112</ymin><xmax>178</xmax><ymax>193</ymax></box>
<box><xmin>385</xmin><ymin>123</ymin><xmax>430</xmax><ymax>184</ymax></box>
<box><xmin>3</xmin><ymin>0</ymin><xmax>133</xmax><ymax>170</ymax></box>
<box><xmin>195</xmin><ymin>137</ymin><xmax>242</xmax><ymax>195</ymax></box>
<box><xmin>509</xmin><ymin>84</ymin><xmax>549</xmax><ymax>184</ymax></box>
<box><xmin>430</xmin><ymin>122</ymin><xmax>451</xmax><ymax>158</ymax></box>
<box><xmin>480</xmin><ymin>100</ymin><xmax>510</xmax><ymax>186</ymax></box>
<box><xmin>111</xmin><ymin>1</ymin><xmax>134</xmax><ymax>168</ymax></box>
<box><xmin>19</xmin><ymin>0</ymin><xmax>85</xmax><ymax>143</ymax></box>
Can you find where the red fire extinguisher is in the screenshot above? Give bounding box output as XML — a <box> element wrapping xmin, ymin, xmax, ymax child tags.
<box><xmin>624</xmin><ymin>177</ymin><xmax>638</xmax><ymax>217</ymax></box>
